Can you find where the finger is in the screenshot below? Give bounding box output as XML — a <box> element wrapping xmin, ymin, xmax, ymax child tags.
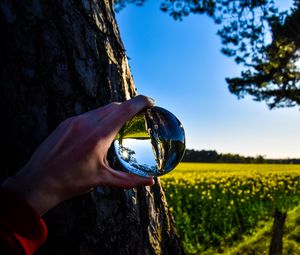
<box><xmin>98</xmin><ymin>166</ymin><xmax>154</xmax><ymax>189</ymax></box>
<box><xmin>100</xmin><ymin>95</ymin><xmax>155</xmax><ymax>140</ymax></box>
<box><xmin>84</xmin><ymin>102</ymin><xmax>121</xmax><ymax>119</ymax></box>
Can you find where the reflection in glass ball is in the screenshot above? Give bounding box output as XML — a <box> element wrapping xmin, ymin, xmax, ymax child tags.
<box><xmin>114</xmin><ymin>106</ymin><xmax>185</xmax><ymax>177</ymax></box>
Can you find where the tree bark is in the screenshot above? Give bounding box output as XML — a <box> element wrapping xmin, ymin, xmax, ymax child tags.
<box><xmin>0</xmin><ymin>0</ymin><xmax>183</xmax><ymax>254</ymax></box>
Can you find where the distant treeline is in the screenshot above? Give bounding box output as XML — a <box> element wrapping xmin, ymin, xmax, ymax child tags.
<box><xmin>182</xmin><ymin>149</ymin><xmax>300</xmax><ymax>164</ymax></box>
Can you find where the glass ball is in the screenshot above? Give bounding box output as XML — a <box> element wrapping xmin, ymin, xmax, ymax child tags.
<box><xmin>114</xmin><ymin>106</ymin><xmax>185</xmax><ymax>177</ymax></box>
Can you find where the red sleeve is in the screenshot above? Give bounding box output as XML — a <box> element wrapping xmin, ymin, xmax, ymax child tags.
<box><xmin>0</xmin><ymin>187</ymin><xmax>48</xmax><ymax>255</ymax></box>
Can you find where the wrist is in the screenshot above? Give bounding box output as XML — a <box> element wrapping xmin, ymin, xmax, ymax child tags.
<box><xmin>1</xmin><ymin>175</ymin><xmax>60</xmax><ymax>216</ymax></box>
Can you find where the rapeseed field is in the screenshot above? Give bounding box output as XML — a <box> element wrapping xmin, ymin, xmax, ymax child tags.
<box><xmin>160</xmin><ymin>163</ymin><xmax>300</xmax><ymax>254</ymax></box>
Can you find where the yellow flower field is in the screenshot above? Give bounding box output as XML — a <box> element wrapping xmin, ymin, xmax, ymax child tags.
<box><xmin>160</xmin><ymin>163</ymin><xmax>300</xmax><ymax>254</ymax></box>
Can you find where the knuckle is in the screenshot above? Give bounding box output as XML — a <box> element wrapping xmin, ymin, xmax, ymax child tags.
<box><xmin>106</xmin><ymin>102</ymin><xmax>121</xmax><ymax>111</ymax></box>
<box><xmin>109</xmin><ymin>102</ymin><xmax>121</xmax><ymax>106</ymax></box>
<box><xmin>63</xmin><ymin>116</ymin><xmax>75</xmax><ymax>124</ymax></box>
<box><xmin>58</xmin><ymin>116</ymin><xmax>76</xmax><ymax>129</ymax></box>
<box><xmin>70</xmin><ymin>116</ymin><xmax>85</xmax><ymax>132</ymax></box>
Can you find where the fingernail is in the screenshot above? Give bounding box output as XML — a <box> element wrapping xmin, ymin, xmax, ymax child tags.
<box><xmin>147</xmin><ymin>97</ymin><xmax>155</xmax><ymax>106</ymax></box>
<box><xmin>133</xmin><ymin>95</ymin><xmax>155</xmax><ymax>107</ymax></box>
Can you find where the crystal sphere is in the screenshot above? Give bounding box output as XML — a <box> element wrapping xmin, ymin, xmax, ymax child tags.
<box><xmin>114</xmin><ymin>106</ymin><xmax>185</xmax><ymax>177</ymax></box>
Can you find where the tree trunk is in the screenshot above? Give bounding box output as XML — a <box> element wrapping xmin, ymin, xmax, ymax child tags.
<box><xmin>269</xmin><ymin>209</ymin><xmax>287</xmax><ymax>255</ymax></box>
<box><xmin>0</xmin><ymin>0</ymin><xmax>183</xmax><ymax>254</ymax></box>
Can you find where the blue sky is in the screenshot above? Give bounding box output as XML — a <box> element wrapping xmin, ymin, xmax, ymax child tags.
<box><xmin>116</xmin><ymin>0</ymin><xmax>300</xmax><ymax>158</ymax></box>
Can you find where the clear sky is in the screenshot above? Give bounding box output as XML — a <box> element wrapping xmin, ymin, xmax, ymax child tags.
<box><xmin>116</xmin><ymin>1</ymin><xmax>300</xmax><ymax>159</ymax></box>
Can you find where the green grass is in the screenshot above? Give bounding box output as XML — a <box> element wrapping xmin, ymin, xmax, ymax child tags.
<box><xmin>222</xmin><ymin>205</ymin><xmax>300</xmax><ymax>255</ymax></box>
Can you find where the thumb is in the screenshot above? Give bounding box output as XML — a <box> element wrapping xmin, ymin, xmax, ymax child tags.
<box><xmin>99</xmin><ymin>166</ymin><xmax>154</xmax><ymax>189</ymax></box>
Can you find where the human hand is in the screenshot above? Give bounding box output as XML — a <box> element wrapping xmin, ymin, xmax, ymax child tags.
<box><xmin>2</xmin><ymin>95</ymin><xmax>155</xmax><ymax>215</ymax></box>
